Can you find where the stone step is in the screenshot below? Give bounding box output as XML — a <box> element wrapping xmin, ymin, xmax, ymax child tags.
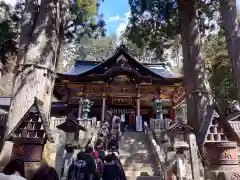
<box><xmin>120</xmin><ymin>157</ymin><xmax>155</xmax><ymax>164</ymax></box>
<box><xmin>120</xmin><ymin>132</ymin><xmax>160</xmax><ymax>179</ymax></box>
<box><xmin>124</xmin><ymin>170</ymin><xmax>155</xmax><ymax>177</ymax></box>
<box><xmin>126</xmin><ymin>176</ymin><xmax>162</xmax><ymax>180</ymax></box>
<box><xmin>122</xmin><ymin>163</ymin><xmax>153</xmax><ymax>168</ymax></box>
<box><xmin>119</xmin><ymin>152</ymin><xmax>152</xmax><ymax>158</ymax></box>
<box><xmin>119</xmin><ymin>151</ymin><xmax>150</xmax><ymax>156</ymax></box>
<box><xmin>123</xmin><ymin>167</ymin><xmax>155</xmax><ymax>173</ymax></box>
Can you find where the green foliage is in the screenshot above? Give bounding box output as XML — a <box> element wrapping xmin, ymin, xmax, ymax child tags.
<box><xmin>125</xmin><ymin>0</ymin><xmax>218</xmax><ymax>62</ymax></box>
<box><xmin>0</xmin><ymin>0</ymin><xmax>106</xmax><ymax>74</ymax></box>
<box><xmin>66</xmin><ymin>0</ymin><xmax>106</xmax><ymax>41</ymax></box>
<box><xmin>202</xmin><ymin>33</ymin><xmax>237</xmax><ymax>107</ymax></box>
<box><xmin>125</xmin><ymin>0</ymin><xmax>178</xmax><ymax>60</ymax></box>
<box><xmin>58</xmin><ymin>35</ymin><xmax>117</xmax><ymax>72</ymax></box>
<box><xmin>0</xmin><ymin>1</ymin><xmax>20</xmax><ymax>70</ymax></box>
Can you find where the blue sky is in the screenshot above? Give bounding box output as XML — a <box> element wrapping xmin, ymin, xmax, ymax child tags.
<box><xmin>3</xmin><ymin>0</ymin><xmax>240</xmax><ymax>36</ymax></box>
<box><xmin>100</xmin><ymin>0</ymin><xmax>240</xmax><ymax>36</ymax></box>
<box><xmin>99</xmin><ymin>0</ymin><xmax>130</xmax><ymax>36</ymax></box>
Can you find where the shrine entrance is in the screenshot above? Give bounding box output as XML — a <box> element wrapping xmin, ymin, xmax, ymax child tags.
<box><xmin>107</xmin><ymin>106</ymin><xmax>136</xmax><ymax>127</ymax></box>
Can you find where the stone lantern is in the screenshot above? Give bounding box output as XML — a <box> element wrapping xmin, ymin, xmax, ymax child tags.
<box><xmin>79</xmin><ymin>98</ymin><xmax>94</xmax><ymax>121</ymax></box>
<box><xmin>154</xmin><ymin>97</ymin><xmax>164</xmax><ymax>119</ymax></box>
<box><xmin>56</xmin><ymin>116</ymin><xmax>86</xmax><ymax>148</ymax></box>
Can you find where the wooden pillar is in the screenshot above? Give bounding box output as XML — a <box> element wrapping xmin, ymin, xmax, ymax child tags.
<box><xmin>78</xmin><ymin>96</ymin><xmax>83</xmax><ymax>120</ymax></box>
<box><xmin>169</xmin><ymin>100</ymin><xmax>175</xmax><ymax>120</ymax></box>
<box><xmin>136</xmin><ymin>93</ymin><xmax>140</xmax><ymax>116</ymax></box>
<box><xmin>101</xmin><ymin>93</ymin><xmax>106</xmax><ymax>121</ymax></box>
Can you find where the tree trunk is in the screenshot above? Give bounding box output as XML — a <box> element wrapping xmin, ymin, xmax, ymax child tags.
<box><xmin>178</xmin><ymin>0</ymin><xmax>213</xmax><ymax>132</ymax></box>
<box><xmin>219</xmin><ymin>0</ymin><xmax>240</xmax><ymax>101</ymax></box>
<box><xmin>0</xmin><ymin>0</ymin><xmax>66</xmax><ymax>163</ymax></box>
<box><xmin>16</xmin><ymin>0</ymin><xmax>39</xmax><ymax>66</ymax></box>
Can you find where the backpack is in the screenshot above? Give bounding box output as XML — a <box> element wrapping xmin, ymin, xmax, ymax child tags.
<box><xmin>68</xmin><ymin>159</ymin><xmax>89</xmax><ymax>180</ymax></box>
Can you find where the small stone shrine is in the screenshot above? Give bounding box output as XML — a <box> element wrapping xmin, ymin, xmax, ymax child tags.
<box><xmin>5</xmin><ymin>97</ymin><xmax>54</xmax><ymax>162</ymax></box>
<box><xmin>167</xmin><ymin>118</ymin><xmax>193</xmax><ymax>150</ymax></box>
<box><xmin>199</xmin><ymin>104</ymin><xmax>240</xmax><ymax>180</ymax></box>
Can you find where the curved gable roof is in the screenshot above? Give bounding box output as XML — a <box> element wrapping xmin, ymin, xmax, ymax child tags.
<box><xmin>59</xmin><ymin>45</ymin><xmax>183</xmax><ymax>81</ymax></box>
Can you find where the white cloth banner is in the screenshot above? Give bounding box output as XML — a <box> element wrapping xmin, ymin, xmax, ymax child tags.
<box><xmin>136</xmin><ymin>116</ymin><xmax>143</xmax><ymax>132</ymax></box>
<box><xmin>120</xmin><ymin>114</ymin><xmax>125</xmax><ymax>122</ymax></box>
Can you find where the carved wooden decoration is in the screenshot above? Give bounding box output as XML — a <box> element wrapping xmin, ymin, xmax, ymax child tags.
<box><xmin>139</xmin><ymin>85</ymin><xmax>157</xmax><ymax>97</ymax></box>
<box><xmin>84</xmin><ymin>84</ymin><xmax>105</xmax><ymax>94</ymax></box>
<box><xmin>106</xmin><ymin>96</ymin><xmax>135</xmax><ymax>106</ymax></box>
<box><xmin>6</xmin><ymin>97</ymin><xmax>53</xmax><ymax>143</ymax></box>
<box><xmin>6</xmin><ymin>97</ymin><xmax>53</xmax><ymax>162</ymax></box>
<box><xmin>199</xmin><ymin>104</ymin><xmax>240</xmax><ymax>166</ymax></box>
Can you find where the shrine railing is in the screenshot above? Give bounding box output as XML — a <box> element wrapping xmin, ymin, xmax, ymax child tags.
<box><xmin>50</xmin><ymin>117</ymin><xmax>66</xmax><ymax>130</ymax></box>
<box><xmin>144</xmin><ymin>121</ymin><xmax>167</xmax><ymax>180</ymax></box>
<box><xmin>149</xmin><ymin>118</ymin><xmax>170</xmax><ymax>131</ymax></box>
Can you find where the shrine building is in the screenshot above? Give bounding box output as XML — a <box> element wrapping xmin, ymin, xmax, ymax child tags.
<box><xmin>0</xmin><ymin>45</ymin><xmax>185</xmax><ymax>126</ymax></box>
<box><xmin>52</xmin><ymin>45</ymin><xmax>184</xmax><ymax>124</ymax></box>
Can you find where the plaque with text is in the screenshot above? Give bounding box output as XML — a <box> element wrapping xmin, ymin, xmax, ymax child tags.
<box><xmin>11</xmin><ymin>143</ymin><xmax>43</xmax><ymax>162</ymax></box>
<box><xmin>139</xmin><ymin>85</ymin><xmax>157</xmax><ymax>97</ymax></box>
<box><xmin>84</xmin><ymin>84</ymin><xmax>105</xmax><ymax>94</ymax></box>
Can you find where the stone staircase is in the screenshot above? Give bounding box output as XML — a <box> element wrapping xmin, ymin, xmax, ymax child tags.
<box><xmin>119</xmin><ymin>132</ymin><xmax>161</xmax><ymax>180</ymax></box>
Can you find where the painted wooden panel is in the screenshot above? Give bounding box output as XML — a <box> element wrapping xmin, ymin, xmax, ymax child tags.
<box><xmin>11</xmin><ymin>143</ymin><xmax>43</xmax><ymax>162</ymax></box>
<box><xmin>107</xmin><ymin>96</ymin><xmax>135</xmax><ymax>106</ymax></box>
<box><xmin>139</xmin><ymin>85</ymin><xmax>157</xmax><ymax>97</ymax></box>
<box><xmin>84</xmin><ymin>84</ymin><xmax>105</xmax><ymax>94</ymax></box>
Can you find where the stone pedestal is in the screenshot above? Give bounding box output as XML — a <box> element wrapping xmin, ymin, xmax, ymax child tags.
<box><xmin>203</xmin><ymin>142</ymin><xmax>240</xmax><ymax>180</ymax></box>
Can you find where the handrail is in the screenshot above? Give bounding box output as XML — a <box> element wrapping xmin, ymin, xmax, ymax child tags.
<box><xmin>144</xmin><ymin>122</ymin><xmax>167</xmax><ymax>180</ymax></box>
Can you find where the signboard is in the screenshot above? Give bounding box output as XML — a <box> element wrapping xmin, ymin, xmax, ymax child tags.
<box><xmin>136</xmin><ymin>116</ymin><xmax>143</xmax><ymax>132</ymax></box>
<box><xmin>139</xmin><ymin>85</ymin><xmax>157</xmax><ymax>97</ymax></box>
<box><xmin>107</xmin><ymin>96</ymin><xmax>135</xmax><ymax>106</ymax></box>
<box><xmin>11</xmin><ymin>143</ymin><xmax>43</xmax><ymax>162</ymax></box>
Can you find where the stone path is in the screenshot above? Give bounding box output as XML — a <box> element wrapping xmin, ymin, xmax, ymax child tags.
<box><xmin>119</xmin><ymin>132</ymin><xmax>161</xmax><ymax>180</ymax></box>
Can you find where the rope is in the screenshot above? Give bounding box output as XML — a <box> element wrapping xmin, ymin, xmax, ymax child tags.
<box><xmin>16</xmin><ymin>63</ymin><xmax>56</xmax><ymax>76</ymax></box>
<box><xmin>191</xmin><ymin>89</ymin><xmax>213</xmax><ymax>96</ymax></box>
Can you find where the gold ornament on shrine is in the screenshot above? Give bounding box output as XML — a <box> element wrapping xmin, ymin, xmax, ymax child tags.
<box><xmin>160</xmin><ymin>94</ymin><xmax>168</xmax><ymax>99</ymax></box>
<box><xmin>77</xmin><ymin>92</ymin><xmax>83</xmax><ymax>97</ymax></box>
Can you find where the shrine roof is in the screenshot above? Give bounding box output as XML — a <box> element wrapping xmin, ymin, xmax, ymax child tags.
<box><xmin>60</xmin><ymin>45</ymin><xmax>182</xmax><ymax>80</ymax></box>
<box><xmin>5</xmin><ymin>97</ymin><xmax>54</xmax><ymax>143</ymax></box>
<box><xmin>64</xmin><ymin>60</ymin><xmax>181</xmax><ymax>79</ymax></box>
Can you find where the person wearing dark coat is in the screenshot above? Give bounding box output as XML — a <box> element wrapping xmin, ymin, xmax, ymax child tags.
<box><xmin>68</xmin><ymin>147</ymin><xmax>97</xmax><ymax>180</ymax></box>
<box><xmin>102</xmin><ymin>155</ymin><xmax>121</xmax><ymax>180</ymax></box>
<box><xmin>110</xmin><ymin>153</ymin><xmax>127</xmax><ymax>180</ymax></box>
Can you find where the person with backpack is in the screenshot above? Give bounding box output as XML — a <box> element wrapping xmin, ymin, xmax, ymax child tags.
<box><xmin>68</xmin><ymin>151</ymin><xmax>90</xmax><ymax>180</ymax></box>
<box><xmin>68</xmin><ymin>147</ymin><xmax>96</xmax><ymax>180</ymax></box>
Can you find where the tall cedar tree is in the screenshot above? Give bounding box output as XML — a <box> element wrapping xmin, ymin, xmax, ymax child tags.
<box><xmin>0</xmin><ymin>0</ymin><xmax>104</xmax><ymax>163</ymax></box>
<box><xmin>219</xmin><ymin>0</ymin><xmax>240</xmax><ymax>102</ymax></box>
<box><xmin>127</xmin><ymin>0</ymin><xmax>213</xmax><ymax>132</ymax></box>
